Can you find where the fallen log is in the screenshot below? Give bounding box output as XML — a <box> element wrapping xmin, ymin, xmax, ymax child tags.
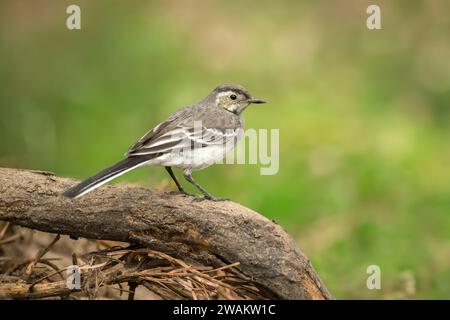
<box><xmin>0</xmin><ymin>167</ymin><xmax>332</xmax><ymax>300</ymax></box>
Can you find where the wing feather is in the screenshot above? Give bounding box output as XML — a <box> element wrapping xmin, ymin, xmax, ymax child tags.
<box><xmin>126</xmin><ymin>105</ymin><xmax>242</xmax><ymax>157</ymax></box>
<box><xmin>127</xmin><ymin>125</ymin><xmax>241</xmax><ymax>156</ymax></box>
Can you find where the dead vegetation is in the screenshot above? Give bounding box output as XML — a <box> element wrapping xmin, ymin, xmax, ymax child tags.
<box><xmin>0</xmin><ymin>223</ymin><xmax>268</xmax><ymax>300</ymax></box>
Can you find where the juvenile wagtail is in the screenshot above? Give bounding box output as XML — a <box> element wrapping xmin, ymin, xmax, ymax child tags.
<box><xmin>63</xmin><ymin>84</ymin><xmax>266</xmax><ymax>200</ymax></box>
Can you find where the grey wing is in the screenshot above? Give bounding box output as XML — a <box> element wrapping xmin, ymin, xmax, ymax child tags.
<box><xmin>126</xmin><ymin>106</ymin><xmax>194</xmax><ymax>156</ymax></box>
<box><xmin>187</xmin><ymin>127</ymin><xmax>243</xmax><ymax>147</ymax></box>
<box><xmin>127</xmin><ymin>116</ymin><xmax>243</xmax><ymax>157</ymax></box>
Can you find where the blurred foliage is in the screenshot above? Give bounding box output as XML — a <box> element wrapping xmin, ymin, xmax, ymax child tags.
<box><xmin>0</xmin><ymin>0</ymin><xmax>449</xmax><ymax>299</ymax></box>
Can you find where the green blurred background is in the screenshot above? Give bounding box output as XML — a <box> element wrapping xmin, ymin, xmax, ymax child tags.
<box><xmin>1</xmin><ymin>0</ymin><xmax>449</xmax><ymax>299</ymax></box>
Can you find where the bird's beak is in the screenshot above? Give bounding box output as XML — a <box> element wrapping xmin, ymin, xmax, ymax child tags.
<box><xmin>248</xmin><ymin>97</ymin><xmax>266</xmax><ymax>104</ymax></box>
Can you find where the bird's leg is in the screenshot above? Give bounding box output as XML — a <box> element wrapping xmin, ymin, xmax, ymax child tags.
<box><xmin>165</xmin><ymin>166</ymin><xmax>194</xmax><ymax>197</ymax></box>
<box><xmin>183</xmin><ymin>169</ymin><xmax>228</xmax><ymax>201</ymax></box>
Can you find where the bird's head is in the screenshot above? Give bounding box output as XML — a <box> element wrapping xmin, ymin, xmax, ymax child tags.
<box><xmin>209</xmin><ymin>83</ymin><xmax>266</xmax><ymax>115</ymax></box>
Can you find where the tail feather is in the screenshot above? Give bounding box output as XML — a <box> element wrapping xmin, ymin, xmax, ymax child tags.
<box><xmin>62</xmin><ymin>157</ymin><xmax>149</xmax><ymax>199</ymax></box>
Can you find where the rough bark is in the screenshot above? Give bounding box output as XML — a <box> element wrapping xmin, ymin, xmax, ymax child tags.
<box><xmin>0</xmin><ymin>167</ymin><xmax>332</xmax><ymax>300</ymax></box>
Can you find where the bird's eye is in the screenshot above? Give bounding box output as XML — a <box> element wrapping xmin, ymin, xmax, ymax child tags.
<box><xmin>230</xmin><ymin>94</ymin><xmax>237</xmax><ymax>100</ymax></box>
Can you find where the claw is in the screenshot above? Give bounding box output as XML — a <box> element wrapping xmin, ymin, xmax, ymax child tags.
<box><xmin>192</xmin><ymin>196</ymin><xmax>207</xmax><ymax>202</ymax></box>
<box><xmin>192</xmin><ymin>195</ymin><xmax>229</xmax><ymax>202</ymax></box>
<box><xmin>181</xmin><ymin>192</ymin><xmax>197</xmax><ymax>197</ymax></box>
<box><xmin>168</xmin><ymin>190</ymin><xmax>196</xmax><ymax>197</ymax></box>
<box><xmin>209</xmin><ymin>196</ymin><xmax>229</xmax><ymax>202</ymax></box>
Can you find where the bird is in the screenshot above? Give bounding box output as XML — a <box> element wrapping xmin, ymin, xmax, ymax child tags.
<box><xmin>62</xmin><ymin>83</ymin><xmax>266</xmax><ymax>200</ymax></box>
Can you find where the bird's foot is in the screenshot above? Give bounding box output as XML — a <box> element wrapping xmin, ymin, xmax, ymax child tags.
<box><xmin>168</xmin><ymin>190</ymin><xmax>197</xmax><ymax>197</ymax></box>
<box><xmin>192</xmin><ymin>195</ymin><xmax>229</xmax><ymax>202</ymax></box>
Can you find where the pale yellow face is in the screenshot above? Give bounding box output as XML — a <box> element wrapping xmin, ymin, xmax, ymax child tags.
<box><xmin>215</xmin><ymin>90</ymin><xmax>250</xmax><ymax>114</ymax></box>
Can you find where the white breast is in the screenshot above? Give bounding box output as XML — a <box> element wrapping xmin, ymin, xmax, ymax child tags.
<box><xmin>152</xmin><ymin>143</ymin><xmax>235</xmax><ymax>170</ymax></box>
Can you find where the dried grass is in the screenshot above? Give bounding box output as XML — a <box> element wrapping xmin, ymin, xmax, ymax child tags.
<box><xmin>0</xmin><ymin>222</ymin><xmax>268</xmax><ymax>300</ymax></box>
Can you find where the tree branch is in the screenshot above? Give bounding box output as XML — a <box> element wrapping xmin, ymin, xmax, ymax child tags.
<box><xmin>0</xmin><ymin>167</ymin><xmax>332</xmax><ymax>300</ymax></box>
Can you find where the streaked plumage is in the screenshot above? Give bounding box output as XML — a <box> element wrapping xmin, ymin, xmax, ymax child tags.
<box><xmin>63</xmin><ymin>83</ymin><xmax>265</xmax><ymax>200</ymax></box>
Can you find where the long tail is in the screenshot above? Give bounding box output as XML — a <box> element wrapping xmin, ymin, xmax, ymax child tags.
<box><xmin>62</xmin><ymin>156</ymin><xmax>150</xmax><ymax>199</ymax></box>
